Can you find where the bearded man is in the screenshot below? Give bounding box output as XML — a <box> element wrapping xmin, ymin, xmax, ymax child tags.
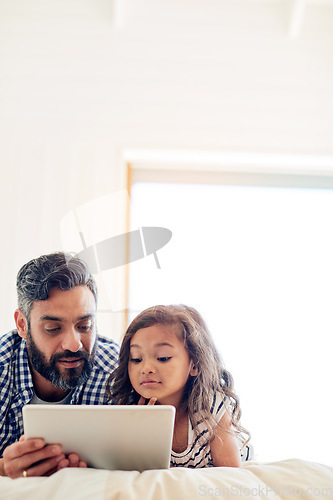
<box><xmin>0</xmin><ymin>252</ymin><xmax>119</xmax><ymax>478</ymax></box>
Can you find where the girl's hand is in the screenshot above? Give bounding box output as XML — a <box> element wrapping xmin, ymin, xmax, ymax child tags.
<box><xmin>138</xmin><ymin>396</ymin><xmax>157</xmax><ymax>405</ymax></box>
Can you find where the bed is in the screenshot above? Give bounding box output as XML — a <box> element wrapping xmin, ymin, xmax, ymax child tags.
<box><xmin>1</xmin><ymin>458</ymin><xmax>332</xmax><ymax>500</ymax></box>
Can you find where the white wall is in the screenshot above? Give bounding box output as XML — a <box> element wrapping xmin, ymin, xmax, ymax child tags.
<box><xmin>1</xmin><ymin>0</ymin><xmax>333</xmax><ymax>336</ymax></box>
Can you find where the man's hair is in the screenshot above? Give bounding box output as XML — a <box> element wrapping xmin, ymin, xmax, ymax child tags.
<box><xmin>16</xmin><ymin>251</ymin><xmax>97</xmax><ymax>322</ymax></box>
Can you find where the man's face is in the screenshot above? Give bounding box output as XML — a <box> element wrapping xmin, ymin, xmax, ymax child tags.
<box><xmin>25</xmin><ymin>285</ymin><xmax>97</xmax><ymax>392</ymax></box>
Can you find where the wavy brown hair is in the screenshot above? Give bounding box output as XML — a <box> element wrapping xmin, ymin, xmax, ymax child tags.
<box><xmin>108</xmin><ymin>304</ymin><xmax>250</xmax><ymax>447</ymax></box>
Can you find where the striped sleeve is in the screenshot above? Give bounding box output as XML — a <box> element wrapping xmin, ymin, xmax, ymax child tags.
<box><xmin>210</xmin><ymin>390</ymin><xmax>227</xmax><ymax>423</ymax></box>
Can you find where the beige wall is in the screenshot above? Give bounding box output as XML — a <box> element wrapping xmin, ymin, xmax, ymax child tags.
<box><xmin>1</xmin><ymin>0</ymin><xmax>333</xmax><ymax>337</ymax></box>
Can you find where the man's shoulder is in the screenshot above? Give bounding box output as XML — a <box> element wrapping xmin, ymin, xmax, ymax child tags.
<box><xmin>0</xmin><ymin>330</ymin><xmax>22</xmax><ymax>366</ymax></box>
<box><xmin>95</xmin><ymin>334</ymin><xmax>119</xmax><ymax>355</ymax></box>
<box><xmin>94</xmin><ymin>335</ymin><xmax>119</xmax><ymax>372</ymax></box>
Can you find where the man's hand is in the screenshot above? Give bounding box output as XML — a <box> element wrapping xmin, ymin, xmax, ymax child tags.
<box><xmin>1</xmin><ymin>436</ymin><xmax>88</xmax><ymax>478</ymax></box>
<box><xmin>56</xmin><ymin>453</ymin><xmax>87</xmax><ymax>472</ymax></box>
<box><xmin>1</xmin><ymin>435</ymin><xmax>67</xmax><ymax>478</ymax></box>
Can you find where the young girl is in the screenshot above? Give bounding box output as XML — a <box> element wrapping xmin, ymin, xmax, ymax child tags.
<box><xmin>108</xmin><ymin>304</ymin><xmax>251</xmax><ymax>468</ymax></box>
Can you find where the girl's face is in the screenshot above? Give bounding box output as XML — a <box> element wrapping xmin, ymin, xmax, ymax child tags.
<box><xmin>128</xmin><ymin>323</ymin><xmax>197</xmax><ymax>407</ymax></box>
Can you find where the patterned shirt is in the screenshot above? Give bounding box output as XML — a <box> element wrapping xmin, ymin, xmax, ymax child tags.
<box><xmin>170</xmin><ymin>391</ymin><xmax>253</xmax><ymax>467</ymax></box>
<box><xmin>0</xmin><ymin>330</ymin><xmax>119</xmax><ymax>457</ymax></box>
<box><xmin>170</xmin><ymin>391</ymin><xmax>226</xmax><ymax>468</ymax></box>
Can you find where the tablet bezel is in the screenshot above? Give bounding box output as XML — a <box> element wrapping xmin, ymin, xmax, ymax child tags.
<box><xmin>23</xmin><ymin>404</ymin><xmax>175</xmax><ymax>471</ymax></box>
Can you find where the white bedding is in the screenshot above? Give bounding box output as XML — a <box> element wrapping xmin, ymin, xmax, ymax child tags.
<box><xmin>1</xmin><ymin>458</ymin><xmax>332</xmax><ymax>500</ymax></box>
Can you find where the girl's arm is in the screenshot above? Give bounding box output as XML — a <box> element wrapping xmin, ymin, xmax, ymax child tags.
<box><xmin>210</xmin><ymin>411</ymin><xmax>241</xmax><ymax>468</ymax></box>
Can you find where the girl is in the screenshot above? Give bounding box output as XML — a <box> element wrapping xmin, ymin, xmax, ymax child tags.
<box><xmin>108</xmin><ymin>304</ymin><xmax>251</xmax><ymax>468</ymax></box>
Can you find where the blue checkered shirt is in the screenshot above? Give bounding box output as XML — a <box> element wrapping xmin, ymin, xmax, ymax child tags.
<box><xmin>0</xmin><ymin>330</ymin><xmax>119</xmax><ymax>457</ymax></box>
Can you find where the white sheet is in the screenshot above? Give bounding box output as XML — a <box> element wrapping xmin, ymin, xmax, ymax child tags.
<box><xmin>1</xmin><ymin>458</ymin><xmax>332</xmax><ymax>500</ymax></box>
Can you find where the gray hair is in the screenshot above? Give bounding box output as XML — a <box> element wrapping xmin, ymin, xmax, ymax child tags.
<box><xmin>16</xmin><ymin>252</ymin><xmax>97</xmax><ymax>322</ymax></box>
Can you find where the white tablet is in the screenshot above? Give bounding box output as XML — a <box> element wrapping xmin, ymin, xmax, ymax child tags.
<box><xmin>23</xmin><ymin>404</ymin><xmax>175</xmax><ymax>472</ymax></box>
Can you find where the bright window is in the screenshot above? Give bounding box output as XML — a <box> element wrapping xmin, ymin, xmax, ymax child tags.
<box><xmin>128</xmin><ymin>181</ymin><xmax>333</xmax><ymax>465</ymax></box>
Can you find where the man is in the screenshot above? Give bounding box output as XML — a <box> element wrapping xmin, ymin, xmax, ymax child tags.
<box><xmin>0</xmin><ymin>252</ymin><xmax>119</xmax><ymax>478</ymax></box>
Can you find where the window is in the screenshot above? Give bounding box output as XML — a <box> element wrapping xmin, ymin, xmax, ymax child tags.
<box><xmin>128</xmin><ymin>177</ymin><xmax>333</xmax><ymax>465</ymax></box>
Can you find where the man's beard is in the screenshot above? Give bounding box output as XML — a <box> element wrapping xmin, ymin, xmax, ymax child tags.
<box><xmin>26</xmin><ymin>330</ymin><xmax>96</xmax><ymax>391</ymax></box>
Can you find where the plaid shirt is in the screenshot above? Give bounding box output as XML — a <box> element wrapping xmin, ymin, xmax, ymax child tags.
<box><xmin>0</xmin><ymin>330</ymin><xmax>119</xmax><ymax>457</ymax></box>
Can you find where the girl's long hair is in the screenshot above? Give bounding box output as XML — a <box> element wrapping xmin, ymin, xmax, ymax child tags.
<box><xmin>108</xmin><ymin>304</ymin><xmax>250</xmax><ymax>447</ymax></box>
